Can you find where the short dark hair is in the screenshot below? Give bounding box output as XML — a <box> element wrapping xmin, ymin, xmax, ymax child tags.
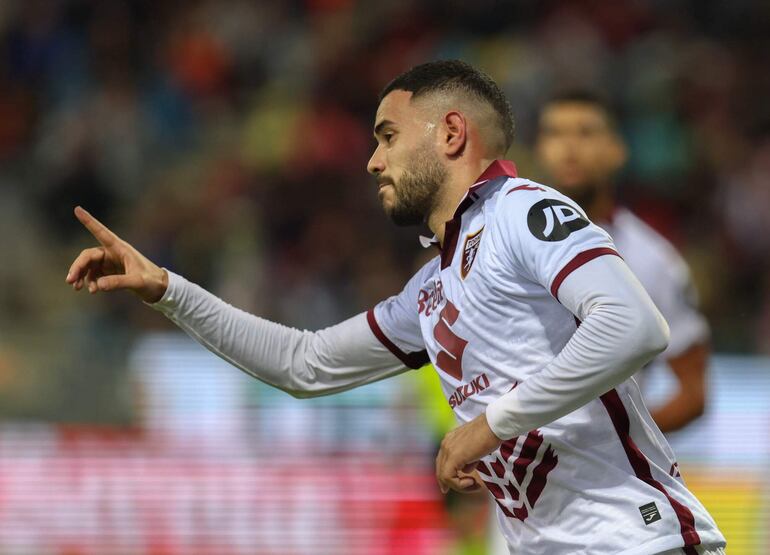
<box><xmin>379</xmin><ymin>60</ymin><xmax>515</xmax><ymax>152</ymax></box>
<box><xmin>543</xmin><ymin>89</ymin><xmax>619</xmax><ymax>130</ymax></box>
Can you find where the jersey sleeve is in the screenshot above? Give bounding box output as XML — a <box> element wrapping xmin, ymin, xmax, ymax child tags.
<box><xmin>492</xmin><ymin>184</ymin><xmax>620</xmax><ymax>300</ymax></box>
<box><xmin>646</xmin><ymin>251</ymin><xmax>709</xmax><ymax>358</ymax></box>
<box><xmin>486</xmin><ymin>254</ymin><xmax>670</xmax><ymax>439</ymax></box>
<box><xmin>366</xmin><ymin>259</ymin><xmax>435</xmax><ymax>370</ymax></box>
<box><xmin>148</xmin><ymin>271</ymin><xmax>414</xmax><ymax>398</ymax></box>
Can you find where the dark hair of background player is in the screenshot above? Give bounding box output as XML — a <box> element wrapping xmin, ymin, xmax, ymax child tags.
<box><xmin>543</xmin><ymin>89</ymin><xmax>620</xmax><ymax>132</ymax></box>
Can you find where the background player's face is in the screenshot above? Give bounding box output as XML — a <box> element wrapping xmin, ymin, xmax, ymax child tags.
<box><xmin>536</xmin><ymin>102</ymin><xmax>626</xmax><ymax>204</ymax></box>
<box><xmin>368</xmin><ymin>90</ymin><xmax>447</xmax><ymax>226</ymax></box>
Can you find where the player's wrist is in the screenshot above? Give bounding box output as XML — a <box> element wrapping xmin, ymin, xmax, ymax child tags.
<box><xmin>143</xmin><ymin>267</ymin><xmax>168</xmax><ymax>304</ymax></box>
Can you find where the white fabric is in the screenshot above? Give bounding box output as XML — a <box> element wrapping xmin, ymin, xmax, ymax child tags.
<box><xmin>150</xmin><ymin>272</ymin><xmax>409</xmax><ymax>398</ymax></box>
<box><xmin>604</xmin><ymin>208</ymin><xmax>709</xmax><ymax>360</ymax></box>
<box><xmin>372</xmin><ymin>174</ymin><xmax>725</xmax><ymax>554</ymax></box>
<box><xmin>485</xmin><ymin>255</ymin><xmax>669</xmax><ymax>440</ymax></box>
<box><xmin>655</xmin><ymin>547</ymin><xmax>726</xmax><ymax>555</ymax></box>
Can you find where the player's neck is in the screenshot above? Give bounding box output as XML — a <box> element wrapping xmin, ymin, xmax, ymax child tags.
<box><xmin>428</xmin><ymin>157</ymin><xmax>497</xmax><ymax>246</ymax></box>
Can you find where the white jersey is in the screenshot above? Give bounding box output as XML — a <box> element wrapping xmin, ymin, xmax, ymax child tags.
<box><xmin>603</xmin><ymin>208</ymin><xmax>709</xmax><ymax>361</ymax></box>
<box><xmin>368</xmin><ymin>161</ymin><xmax>725</xmax><ymax>554</ymax></box>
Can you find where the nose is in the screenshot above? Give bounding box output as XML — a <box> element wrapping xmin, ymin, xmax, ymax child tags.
<box><xmin>367</xmin><ymin>145</ymin><xmax>385</xmax><ymax>176</ymax></box>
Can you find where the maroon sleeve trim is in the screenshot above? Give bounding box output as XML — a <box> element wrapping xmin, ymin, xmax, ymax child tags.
<box><xmin>366</xmin><ymin>309</ymin><xmax>429</xmax><ymax>370</ymax></box>
<box><xmin>550</xmin><ymin>247</ymin><xmax>622</xmax><ymax>300</ymax></box>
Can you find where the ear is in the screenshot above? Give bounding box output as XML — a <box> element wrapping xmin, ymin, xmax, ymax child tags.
<box><xmin>442</xmin><ymin>111</ymin><xmax>467</xmax><ymax>157</ymax></box>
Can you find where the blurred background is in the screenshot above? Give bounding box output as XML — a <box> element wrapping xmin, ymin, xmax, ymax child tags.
<box><xmin>0</xmin><ymin>0</ymin><xmax>768</xmax><ymax>553</ymax></box>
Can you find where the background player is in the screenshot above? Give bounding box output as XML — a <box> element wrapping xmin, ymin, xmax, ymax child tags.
<box><xmin>536</xmin><ymin>91</ymin><xmax>710</xmax><ymax>432</ymax></box>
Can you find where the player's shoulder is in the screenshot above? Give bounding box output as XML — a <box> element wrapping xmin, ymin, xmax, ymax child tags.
<box><xmin>613</xmin><ymin>208</ymin><xmax>688</xmax><ymax>269</ymax></box>
<box><xmin>488</xmin><ymin>176</ymin><xmax>599</xmax><ymax>244</ymax></box>
<box><xmin>406</xmin><ymin>254</ymin><xmax>441</xmax><ymax>287</ymax></box>
<box><xmin>491</xmin><ymin>177</ymin><xmax>588</xmax><ymax>220</ymax></box>
<box><xmin>416</xmin><ymin>254</ymin><xmax>441</xmax><ymax>276</ymax></box>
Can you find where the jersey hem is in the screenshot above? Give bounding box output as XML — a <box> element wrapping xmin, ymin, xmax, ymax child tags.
<box><xmin>614</xmin><ymin>535</ymin><xmax>725</xmax><ymax>555</ymax></box>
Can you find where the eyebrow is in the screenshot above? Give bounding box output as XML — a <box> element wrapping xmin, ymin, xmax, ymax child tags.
<box><xmin>373</xmin><ymin>119</ymin><xmax>395</xmax><ymax>137</ymax></box>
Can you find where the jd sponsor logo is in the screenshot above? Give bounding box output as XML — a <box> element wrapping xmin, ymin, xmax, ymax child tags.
<box><xmin>527</xmin><ymin>199</ymin><xmax>589</xmax><ymax>241</ymax></box>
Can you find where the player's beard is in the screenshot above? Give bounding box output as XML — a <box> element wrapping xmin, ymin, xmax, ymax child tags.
<box><xmin>384</xmin><ymin>145</ymin><xmax>447</xmax><ymax>227</ymax></box>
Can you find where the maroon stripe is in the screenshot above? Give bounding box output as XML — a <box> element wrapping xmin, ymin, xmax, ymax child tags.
<box><xmin>600</xmin><ymin>389</ymin><xmax>701</xmax><ymax>548</ymax></box>
<box><xmin>440</xmin><ymin>199</ymin><xmax>474</xmax><ymax>270</ymax></box>
<box><xmin>488</xmin><ymin>486</ymin><xmax>516</xmax><ymax>518</ymax></box>
<box><xmin>506</xmin><ymin>184</ymin><xmax>545</xmax><ymax>195</ymax></box>
<box><xmin>504</xmin><ymin>481</ymin><xmax>521</xmax><ymax>502</ymax></box>
<box><xmin>490</xmin><ymin>459</ymin><xmax>506</xmax><ymax>479</ymax></box>
<box><xmin>475</xmin><ymin>461</ymin><xmax>492</xmax><ymax>477</ymax></box>
<box><xmin>512</xmin><ymin>431</ymin><xmax>544</xmax><ymax>485</ymax></box>
<box><xmin>550</xmin><ymin>247</ymin><xmax>622</xmax><ymax>300</ymax></box>
<box><xmin>526</xmin><ymin>444</ymin><xmax>558</xmax><ymax>508</ymax></box>
<box><xmin>365</xmin><ymin>309</ymin><xmax>429</xmax><ymax>369</ymax></box>
<box><xmin>500</xmin><ymin>437</ymin><xmax>518</xmax><ymax>461</ymax></box>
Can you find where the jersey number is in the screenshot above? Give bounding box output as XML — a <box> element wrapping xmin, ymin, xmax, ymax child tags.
<box><xmin>432</xmin><ymin>301</ymin><xmax>467</xmax><ymax>381</ymax></box>
<box><xmin>432</xmin><ymin>301</ymin><xmax>558</xmax><ymax>519</ymax></box>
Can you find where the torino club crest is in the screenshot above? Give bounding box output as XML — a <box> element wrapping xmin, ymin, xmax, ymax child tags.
<box><xmin>461</xmin><ymin>227</ymin><xmax>484</xmax><ymax>279</ymax></box>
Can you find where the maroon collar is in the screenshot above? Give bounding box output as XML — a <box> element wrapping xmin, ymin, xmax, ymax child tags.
<box><xmin>472</xmin><ymin>159</ymin><xmax>518</xmax><ymax>189</ymax></box>
<box><xmin>438</xmin><ymin>159</ymin><xmax>518</xmax><ymax>269</ymax></box>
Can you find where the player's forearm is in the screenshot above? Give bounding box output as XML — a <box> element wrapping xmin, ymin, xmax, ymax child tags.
<box><xmin>148</xmin><ymin>271</ymin><xmax>407</xmax><ymax>398</ymax></box>
<box><xmin>650</xmin><ymin>392</ymin><xmax>705</xmax><ymax>433</ymax></box>
<box><xmin>650</xmin><ymin>343</ymin><xmax>708</xmax><ymax>432</ymax></box>
<box><xmin>486</xmin><ymin>256</ymin><xmax>669</xmax><ymax>440</ymax></box>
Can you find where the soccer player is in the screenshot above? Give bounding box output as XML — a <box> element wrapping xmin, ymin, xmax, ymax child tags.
<box><xmin>536</xmin><ymin>91</ymin><xmax>710</xmax><ymax>433</ymax></box>
<box><xmin>66</xmin><ymin>61</ymin><xmax>726</xmax><ymax>554</ymax></box>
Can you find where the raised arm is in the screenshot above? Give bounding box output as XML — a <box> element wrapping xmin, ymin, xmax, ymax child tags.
<box><xmin>66</xmin><ymin>207</ymin><xmax>411</xmax><ymax>398</ymax></box>
<box><xmin>147</xmin><ymin>271</ymin><xmax>410</xmax><ymax>397</ymax></box>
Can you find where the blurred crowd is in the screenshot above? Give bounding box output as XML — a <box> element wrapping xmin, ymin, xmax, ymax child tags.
<box><xmin>0</xmin><ymin>0</ymin><xmax>769</xmax><ymax>422</ymax></box>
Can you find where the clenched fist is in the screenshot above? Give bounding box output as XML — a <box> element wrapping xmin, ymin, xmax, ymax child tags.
<box><xmin>436</xmin><ymin>412</ymin><xmax>502</xmax><ymax>494</ymax></box>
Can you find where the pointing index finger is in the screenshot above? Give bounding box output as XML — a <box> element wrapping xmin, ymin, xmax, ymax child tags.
<box><xmin>74</xmin><ymin>206</ymin><xmax>118</xmax><ymax>246</ymax></box>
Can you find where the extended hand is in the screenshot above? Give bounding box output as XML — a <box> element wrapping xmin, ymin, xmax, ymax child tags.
<box><xmin>65</xmin><ymin>206</ymin><xmax>168</xmax><ymax>304</ymax></box>
<box><xmin>436</xmin><ymin>412</ymin><xmax>502</xmax><ymax>494</ymax></box>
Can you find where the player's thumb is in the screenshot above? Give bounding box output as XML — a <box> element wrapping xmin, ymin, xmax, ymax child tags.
<box><xmin>96</xmin><ymin>274</ymin><xmax>140</xmax><ymax>292</ymax></box>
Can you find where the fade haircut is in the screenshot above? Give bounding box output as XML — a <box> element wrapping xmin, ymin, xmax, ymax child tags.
<box><xmin>379</xmin><ymin>60</ymin><xmax>515</xmax><ymax>154</ymax></box>
<box><xmin>544</xmin><ymin>89</ymin><xmax>620</xmax><ymax>131</ymax></box>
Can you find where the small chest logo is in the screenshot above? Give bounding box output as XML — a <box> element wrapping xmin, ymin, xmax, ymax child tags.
<box><xmin>461</xmin><ymin>227</ymin><xmax>484</xmax><ymax>279</ymax></box>
<box><xmin>639</xmin><ymin>502</ymin><xmax>661</xmax><ymax>525</ymax></box>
